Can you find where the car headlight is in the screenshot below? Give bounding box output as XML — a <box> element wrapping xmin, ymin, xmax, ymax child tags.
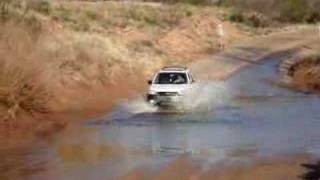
<box><xmin>177</xmin><ymin>91</ymin><xmax>184</xmax><ymax>95</ymax></box>
<box><xmin>148</xmin><ymin>90</ymin><xmax>157</xmax><ymax>95</ymax></box>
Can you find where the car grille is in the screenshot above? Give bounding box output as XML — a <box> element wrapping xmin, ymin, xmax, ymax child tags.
<box><xmin>158</xmin><ymin>92</ymin><xmax>178</xmax><ymax>96</ymax></box>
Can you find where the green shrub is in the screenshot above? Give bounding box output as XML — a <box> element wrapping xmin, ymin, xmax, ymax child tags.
<box><xmin>56</xmin><ymin>5</ymin><xmax>74</xmax><ymax>22</ymax></box>
<box><xmin>247</xmin><ymin>12</ymin><xmax>269</xmax><ymax>28</ymax></box>
<box><xmin>229</xmin><ymin>10</ymin><xmax>269</xmax><ymax>28</ymax></box>
<box><xmin>186</xmin><ymin>10</ymin><xmax>193</xmax><ymax>17</ymax></box>
<box><xmin>229</xmin><ymin>10</ymin><xmax>244</xmax><ymax>23</ymax></box>
<box><xmin>0</xmin><ymin>0</ymin><xmax>11</xmax><ymax>22</ymax></box>
<box><xmin>220</xmin><ymin>0</ymin><xmax>320</xmax><ymax>24</ymax></box>
<box><xmin>120</xmin><ymin>5</ymin><xmax>189</xmax><ymax>27</ymax></box>
<box><xmin>72</xmin><ymin>20</ymin><xmax>90</xmax><ymax>32</ymax></box>
<box><xmin>85</xmin><ymin>10</ymin><xmax>98</xmax><ymax>20</ymax></box>
<box><xmin>278</xmin><ymin>0</ymin><xmax>308</xmax><ymax>22</ymax></box>
<box><xmin>160</xmin><ymin>0</ymin><xmax>212</xmax><ymax>5</ymax></box>
<box><xmin>144</xmin><ymin>16</ymin><xmax>158</xmax><ymax>25</ymax></box>
<box><xmin>125</xmin><ymin>6</ymin><xmax>160</xmax><ymax>26</ymax></box>
<box><xmin>182</xmin><ymin>0</ymin><xmax>211</xmax><ymax>5</ymax></box>
<box><xmin>27</xmin><ymin>0</ymin><xmax>52</xmax><ymax>15</ymax></box>
<box><xmin>304</xmin><ymin>11</ymin><xmax>320</xmax><ymax>24</ymax></box>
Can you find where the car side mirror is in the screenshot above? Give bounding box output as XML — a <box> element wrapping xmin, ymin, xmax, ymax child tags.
<box><xmin>148</xmin><ymin>80</ymin><xmax>152</xmax><ymax>85</ymax></box>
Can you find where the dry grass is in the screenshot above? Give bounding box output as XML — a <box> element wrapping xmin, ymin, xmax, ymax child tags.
<box><xmin>1</xmin><ymin>0</ymin><xmax>243</xmax><ymax>65</ymax></box>
<box><xmin>40</xmin><ymin>1</ymin><xmax>195</xmax><ymax>31</ymax></box>
<box><xmin>0</xmin><ymin>26</ymin><xmax>50</xmax><ymax>122</ymax></box>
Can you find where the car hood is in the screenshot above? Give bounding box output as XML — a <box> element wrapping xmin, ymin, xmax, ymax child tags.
<box><xmin>149</xmin><ymin>84</ymin><xmax>190</xmax><ymax>94</ymax></box>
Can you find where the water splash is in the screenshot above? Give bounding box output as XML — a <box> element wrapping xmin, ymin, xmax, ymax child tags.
<box><xmin>182</xmin><ymin>81</ymin><xmax>232</xmax><ymax>112</ymax></box>
<box><xmin>105</xmin><ymin>96</ymin><xmax>158</xmax><ymax>121</ymax></box>
<box><xmin>104</xmin><ymin>80</ymin><xmax>232</xmax><ymax>122</ymax></box>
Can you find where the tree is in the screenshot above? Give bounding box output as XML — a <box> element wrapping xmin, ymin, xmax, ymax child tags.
<box><xmin>279</xmin><ymin>0</ymin><xmax>308</xmax><ymax>22</ymax></box>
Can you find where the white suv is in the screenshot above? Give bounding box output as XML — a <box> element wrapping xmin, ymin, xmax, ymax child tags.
<box><xmin>146</xmin><ymin>66</ymin><xmax>195</xmax><ymax>108</ymax></box>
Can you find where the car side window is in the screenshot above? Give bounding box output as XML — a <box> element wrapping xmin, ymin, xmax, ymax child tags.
<box><xmin>188</xmin><ymin>73</ymin><xmax>194</xmax><ymax>83</ymax></box>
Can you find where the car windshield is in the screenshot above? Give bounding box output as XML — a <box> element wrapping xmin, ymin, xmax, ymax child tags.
<box><xmin>154</xmin><ymin>72</ymin><xmax>187</xmax><ymax>84</ymax></box>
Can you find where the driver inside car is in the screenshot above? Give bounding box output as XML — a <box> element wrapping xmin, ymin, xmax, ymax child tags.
<box><xmin>173</xmin><ymin>74</ymin><xmax>186</xmax><ymax>84</ymax></box>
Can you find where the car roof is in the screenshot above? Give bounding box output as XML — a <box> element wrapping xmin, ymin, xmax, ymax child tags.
<box><xmin>159</xmin><ymin>66</ymin><xmax>189</xmax><ymax>73</ymax></box>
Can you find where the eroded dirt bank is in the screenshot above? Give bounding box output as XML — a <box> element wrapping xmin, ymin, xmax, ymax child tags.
<box><xmin>285</xmin><ymin>54</ymin><xmax>320</xmax><ymax>93</ymax></box>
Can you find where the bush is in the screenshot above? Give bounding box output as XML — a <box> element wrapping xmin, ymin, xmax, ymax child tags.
<box><xmin>0</xmin><ymin>61</ymin><xmax>50</xmax><ymax>120</ymax></box>
<box><xmin>304</xmin><ymin>11</ymin><xmax>320</xmax><ymax>24</ymax></box>
<box><xmin>155</xmin><ymin>0</ymin><xmax>212</xmax><ymax>5</ymax></box>
<box><xmin>229</xmin><ymin>10</ymin><xmax>244</xmax><ymax>23</ymax></box>
<box><xmin>278</xmin><ymin>0</ymin><xmax>308</xmax><ymax>22</ymax></box>
<box><xmin>85</xmin><ymin>10</ymin><xmax>99</xmax><ymax>21</ymax></box>
<box><xmin>221</xmin><ymin>0</ymin><xmax>320</xmax><ymax>24</ymax></box>
<box><xmin>118</xmin><ymin>4</ymin><xmax>191</xmax><ymax>27</ymax></box>
<box><xmin>0</xmin><ymin>0</ymin><xmax>11</xmax><ymax>22</ymax></box>
<box><xmin>124</xmin><ymin>6</ymin><xmax>160</xmax><ymax>26</ymax></box>
<box><xmin>27</xmin><ymin>0</ymin><xmax>52</xmax><ymax>15</ymax></box>
<box><xmin>229</xmin><ymin>10</ymin><xmax>269</xmax><ymax>28</ymax></box>
<box><xmin>180</xmin><ymin>0</ymin><xmax>212</xmax><ymax>5</ymax></box>
<box><xmin>247</xmin><ymin>12</ymin><xmax>269</xmax><ymax>27</ymax></box>
<box><xmin>0</xmin><ymin>27</ymin><xmax>51</xmax><ymax>121</ymax></box>
<box><xmin>55</xmin><ymin>5</ymin><xmax>74</xmax><ymax>23</ymax></box>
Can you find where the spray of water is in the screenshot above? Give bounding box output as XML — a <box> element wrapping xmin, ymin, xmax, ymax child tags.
<box><xmin>105</xmin><ymin>80</ymin><xmax>232</xmax><ymax>122</ymax></box>
<box><xmin>182</xmin><ymin>81</ymin><xmax>231</xmax><ymax>112</ymax></box>
<box><xmin>105</xmin><ymin>96</ymin><xmax>158</xmax><ymax>121</ymax></box>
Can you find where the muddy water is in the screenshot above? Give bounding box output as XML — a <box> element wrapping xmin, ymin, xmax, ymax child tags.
<box><xmin>1</xmin><ymin>57</ymin><xmax>320</xmax><ymax>179</ymax></box>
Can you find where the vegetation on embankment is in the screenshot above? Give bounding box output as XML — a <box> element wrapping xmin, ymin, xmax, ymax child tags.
<box><xmin>151</xmin><ymin>0</ymin><xmax>320</xmax><ymax>37</ymax></box>
<box><xmin>289</xmin><ymin>55</ymin><xmax>320</xmax><ymax>93</ymax></box>
<box><xmin>161</xmin><ymin>0</ymin><xmax>320</xmax><ymax>28</ymax></box>
<box><xmin>220</xmin><ymin>0</ymin><xmax>320</xmax><ymax>27</ymax></box>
